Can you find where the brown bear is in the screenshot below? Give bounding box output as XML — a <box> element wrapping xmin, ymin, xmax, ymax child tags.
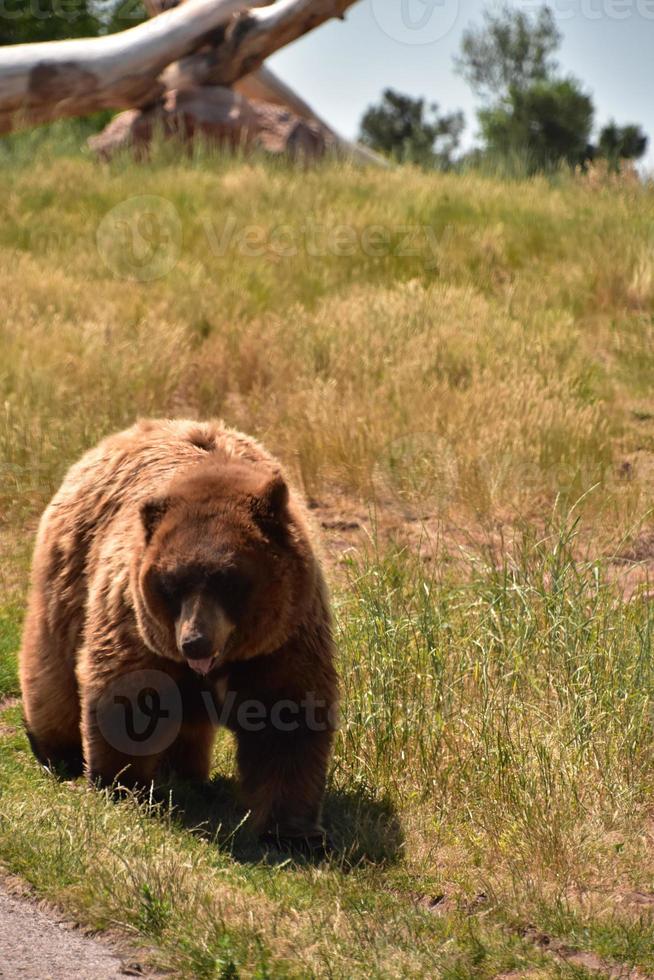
<box><xmin>19</xmin><ymin>419</ymin><xmax>338</xmax><ymax>842</ymax></box>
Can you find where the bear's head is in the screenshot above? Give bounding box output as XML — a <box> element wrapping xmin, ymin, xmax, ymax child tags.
<box><xmin>133</xmin><ymin>459</ymin><xmax>316</xmax><ymax>675</ymax></box>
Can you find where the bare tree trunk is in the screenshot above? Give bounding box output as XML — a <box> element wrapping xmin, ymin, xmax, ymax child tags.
<box><xmin>161</xmin><ymin>0</ymin><xmax>359</xmax><ymax>89</ymax></box>
<box><xmin>0</xmin><ymin>0</ymin><xmax>269</xmax><ymax>133</ymax></box>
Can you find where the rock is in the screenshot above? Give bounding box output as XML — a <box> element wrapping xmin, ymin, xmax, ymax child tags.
<box><xmin>88</xmin><ymin>86</ymin><xmax>333</xmax><ymax>162</ymax></box>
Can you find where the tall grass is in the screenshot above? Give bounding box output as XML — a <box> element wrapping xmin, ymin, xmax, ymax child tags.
<box><xmin>2</xmin><ymin>523</ymin><xmax>654</xmax><ymax>975</ymax></box>
<box><xmin>338</xmin><ymin>522</ymin><xmax>654</xmax><ymax>880</ymax></box>
<box><xmin>2</xmin><ymin>144</ymin><xmax>654</xmax><ymax>540</ymax></box>
<box><xmin>3</xmin><ymin>141</ymin><xmax>654</xmax><ymax>976</ymax></box>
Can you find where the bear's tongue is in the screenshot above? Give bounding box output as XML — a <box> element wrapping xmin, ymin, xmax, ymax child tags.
<box><xmin>188</xmin><ymin>657</ymin><xmax>214</xmax><ymax>676</ymax></box>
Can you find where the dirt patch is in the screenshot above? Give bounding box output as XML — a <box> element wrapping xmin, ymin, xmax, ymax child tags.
<box><xmin>618</xmin><ymin>891</ymin><xmax>654</xmax><ymax>909</ymax></box>
<box><xmin>522</xmin><ymin>926</ymin><xmax>652</xmax><ymax>979</ymax></box>
<box><xmin>310</xmin><ymin>492</ymin><xmax>654</xmax><ymax>607</ymax></box>
<box><xmin>408</xmin><ymin>889</ymin><xmax>489</xmax><ymax>918</ymax></box>
<box><xmin>0</xmin><ymin>880</ymin><xmax>150</xmax><ymax>979</ymax></box>
<box><xmin>493</xmin><ymin>972</ymin><xmax>549</xmax><ymax>979</ymax></box>
<box><xmin>310</xmin><ymin>491</ymin><xmax>510</xmax><ymax>573</ymax></box>
<box><xmin>613</xmin><ymin>530</ymin><xmax>654</xmax><ymax>565</ymax></box>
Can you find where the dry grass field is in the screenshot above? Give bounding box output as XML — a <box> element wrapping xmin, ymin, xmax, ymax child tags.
<box><xmin>2</xmin><ymin>132</ymin><xmax>654</xmax><ymax>977</ymax></box>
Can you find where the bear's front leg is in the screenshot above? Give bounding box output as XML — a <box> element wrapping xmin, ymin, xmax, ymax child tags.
<box><xmin>235</xmin><ymin>714</ymin><xmax>334</xmax><ymax>842</ymax></box>
<box><xmin>83</xmin><ymin>706</ymin><xmax>161</xmax><ymax>790</ymax></box>
<box><xmin>79</xmin><ymin>649</ymin><xmax>184</xmax><ymax>791</ymax></box>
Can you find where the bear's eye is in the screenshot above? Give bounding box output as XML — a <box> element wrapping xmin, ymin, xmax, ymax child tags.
<box><xmin>208</xmin><ymin>570</ymin><xmax>250</xmax><ymax>613</ymax></box>
<box><xmin>156</xmin><ymin>575</ymin><xmax>182</xmax><ymax>613</ymax></box>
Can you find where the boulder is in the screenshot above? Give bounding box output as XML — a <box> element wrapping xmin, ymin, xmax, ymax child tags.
<box><xmin>88</xmin><ymin>86</ymin><xmax>332</xmax><ymax>161</ymax></box>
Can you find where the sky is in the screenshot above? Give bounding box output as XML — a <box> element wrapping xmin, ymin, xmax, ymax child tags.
<box><xmin>270</xmin><ymin>0</ymin><xmax>654</xmax><ymax>166</ymax></box>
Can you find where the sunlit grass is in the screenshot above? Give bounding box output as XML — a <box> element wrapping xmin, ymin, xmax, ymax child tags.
<box><xmin>2</xmin><ymin>143</ymin><xmax>654</xmax><ymax>535</ymax></box>
<box><xmin>3</xmin><ymin>137</ymin><xmax>654</xmax><ymax>976</ymax></box>
<box><xmin>2</xmin><ymin>526</ymin><xmax>654</xmax><ymax>975</ymax></box>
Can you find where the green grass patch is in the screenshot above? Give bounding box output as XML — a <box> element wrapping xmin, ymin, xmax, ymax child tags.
<box><xmin>3</xmin><ymin>140</ymin><xmax>654</xmax><ymax>977</ymax></box>
<box><xmin>0</xmin><ymin>606</ymin><xmax>21</xmax><ymax>698</ymax></box>
<box><xmin>2</xmin><ymin>530</ymin><xmax>654</xmax><ymax>976</ymax></box>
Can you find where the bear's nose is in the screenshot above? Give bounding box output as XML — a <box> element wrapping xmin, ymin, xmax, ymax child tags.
<box><xmin>180</xmin><ymin>633</ymin><xmax>213</xmax><ymax>662</ymax></box>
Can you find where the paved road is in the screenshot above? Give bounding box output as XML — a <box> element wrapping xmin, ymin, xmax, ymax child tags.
<box><xmin>0</xmin><ymin>886</ymin><xmax>138</xmax><ymax>979</ymax></box>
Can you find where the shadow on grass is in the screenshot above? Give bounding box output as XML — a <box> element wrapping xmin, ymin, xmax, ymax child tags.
<box><xmin>164</xmin><ymin>775</ymin><xmax>404</xmax><ymax>869</ymax></box>
<box><xmin>16</xmin><ymin>716</ymin><xmax>404</xmax><ymax>870</ymax></box>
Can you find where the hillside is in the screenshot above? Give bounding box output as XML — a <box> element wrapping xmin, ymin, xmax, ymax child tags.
<box><xmin>2</xmin><ymin>141</ymin><xmax>654</xmax><ymax>977</ymax></box>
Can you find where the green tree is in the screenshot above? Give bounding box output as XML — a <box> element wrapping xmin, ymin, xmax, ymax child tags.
<box><xmin>479</xmin><ymin>77</ymin><xmax>594</xmax><ymax>172</ymax></box>
<box><xmin>0</xmin><ymin>0</ymin><xmax>103</xmax><ymax>44</ymax></box>
<box><xmin>597</xmin><ymin>122</ymin><xmax>648</xmax><ymax>171</ymax></box>
<box><xmin>0</xmin><ymin>0</ymin><xmax>145</xmax><ymax>44</ymax></box>
<box><xmin>359</xmin><ymin>88</ymin><xmax>464</xmax><ymax>168</ymax></box>
<box><xmin>455</xmin><ymin>3</ymin><xmax>561</xmax><ymax>103</ymax></box>
<box><xmin>103</xmin><ymin>0</ymin><xmax>146</xmax><ymax>35</ymax></box>
<box><xmin>456</xmin><ymin>3</ymin><xmax>599</xmax><ymax>172</ymax></box>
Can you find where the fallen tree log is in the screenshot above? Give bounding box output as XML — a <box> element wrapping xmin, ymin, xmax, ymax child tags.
<box><xmin>0</xmin><ymin>0</ymin><xmax>270</xmax><ymax>133</ymax></box>
<box><xmin>145</xmin><ymin>0</ymin><xmax>385</xmax><ymax>166</ymax></box>
<box><xmin>89</xmin><ymin>71</ymin><xmax>386</xmax><ymax>166</ymax></box>
<box><xmin>1</xmin><ymin>0</ymin><xmax>384</xmax><ymax>167</ymax></box>
<box><xmin>158</xmin><ymin>0</ymin><xmax>359</xmax><ymax>89</ymax></box>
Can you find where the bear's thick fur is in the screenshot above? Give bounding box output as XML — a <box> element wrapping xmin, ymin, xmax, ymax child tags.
<box><xmin>20</xmin><ymin>419</ymin><xmax>338</xmax><ymax>840</ymax></box>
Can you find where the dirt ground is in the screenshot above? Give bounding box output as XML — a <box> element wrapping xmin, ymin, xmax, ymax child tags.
<box><xmin>0</xmin><ymin>883</ymin><xmax>147</xmax><ymax>979</ymax></box>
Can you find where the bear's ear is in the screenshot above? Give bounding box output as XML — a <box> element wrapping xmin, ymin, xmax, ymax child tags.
<box><xmin>140</xmin><ymin>496</ymin><xmax>171</xmax><ymax>544</ymax></box>
<box><xmin>251</xmin><ymin>472</ymin><xmax>289</xmax><ymax>525</ymax></box>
